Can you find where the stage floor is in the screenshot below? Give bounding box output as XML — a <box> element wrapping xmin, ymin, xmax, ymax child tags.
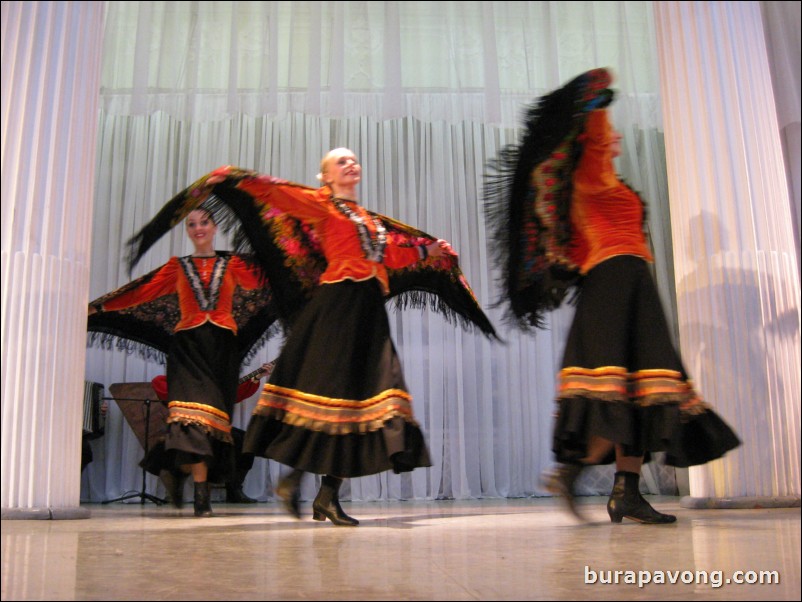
<box><xmin>2</xmin><ymin>496</ymin><xmax>799</xmax><ymax>601</ymax></box>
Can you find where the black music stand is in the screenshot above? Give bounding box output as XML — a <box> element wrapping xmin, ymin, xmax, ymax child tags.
<box><xmin>103</xmin><ymin>386</ymin><xmax>167</xmax><ymax>505</ymax></box>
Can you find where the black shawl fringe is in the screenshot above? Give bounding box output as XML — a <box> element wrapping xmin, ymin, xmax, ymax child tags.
<box><xmin>483</xmin><ymin>68</ymin><xmax>614</xmax><ymax>330</ymax></box>
<box><xmin>86</xmin><ymin>331</ymin><xmax>167</xmax><ymax>365</ymax></box>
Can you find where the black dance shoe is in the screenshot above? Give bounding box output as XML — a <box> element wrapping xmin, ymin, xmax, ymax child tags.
<box><xmin>225</xmin><ymin>484</ymin><xmax>258</xmax><ymax>503</ymax></box>
<box><xmin>160</xmin><ymin>469</ymin><xmax>187</xmax><ymax>509</ymax></box>
<box><xmin>312</xmin><ymin>476</ymin><xmax>359</xmax><ymax>526</ymax></box>
<box><xmin>276</xmin><ymin>476</ymin><xmax>302</xmax><ymax>519</ymax></box>
<box><xmin>193</xmin><ymin>481</ymin><xmax>213</xmax><ymax>517</ymax></box>
<box><xmin>607</xmin><ymin>471</ymin><xmax>677</xmax><ymax>524</ymax></box>
<box><xmin>541</xmin><ymin>463</ymin><xmax>587</xmax><ymax>521</ymax></box>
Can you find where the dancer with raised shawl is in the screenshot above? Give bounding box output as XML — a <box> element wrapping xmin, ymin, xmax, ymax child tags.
<box><xmin>484</xmin><ymin>69</ymin><xmax>739</xmax><ymax>523</ymax></box>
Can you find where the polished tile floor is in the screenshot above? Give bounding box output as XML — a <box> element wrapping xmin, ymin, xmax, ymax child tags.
<box><xmin>2</xmin><ymin>496</ymin><xmax>799</xmax><ymax>601</ymax></box>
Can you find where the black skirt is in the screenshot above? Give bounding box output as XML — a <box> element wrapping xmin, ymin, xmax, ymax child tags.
<box><xmin>141</xmin><ymin>322</ymin><xmax>238</xmax><ymax>481</ymax></box>
<box><xmin>243</xmin><ymin>280</ymin><xmax>432</xmax><ymax>478</ymax></box>
<box><xmin>552</xmin><ymin>255</ymin><xmax>740</xmax><ymax>467</ymax></box>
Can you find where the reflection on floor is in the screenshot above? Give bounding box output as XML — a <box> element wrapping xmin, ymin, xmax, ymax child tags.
<box><xmin>2</xmin><ymin>497</ymin><xmax>799</xmax><ymax>601</ymax></box>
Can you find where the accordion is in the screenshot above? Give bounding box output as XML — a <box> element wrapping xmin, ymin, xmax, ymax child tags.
<box><xmin>83</xmin><ymin>381</ymin><xmax>106</xmax><ymax>438</ymax></box>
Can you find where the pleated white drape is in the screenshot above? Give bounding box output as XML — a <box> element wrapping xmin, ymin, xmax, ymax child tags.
<box><xmin>78</xmin><ymin>1</ymin><xmax>800</xmax><ymax>505</ymax></box>
<box><xmin>761</xmin><ymin>0</ymin><xmax>802</xmax><ymax>272</ymax></box>
<box><xmin>1</xmin><ymin>1</ymin><xmax>105</xmax><ymax>516</ymax></box>
<box><xmin>3</xmin><ymin>1</ymin><xmax>796</xmax><ymax>518</ymax></box>
<box><xmin>654</xmin><ymin>1</ymin><xmax>800</xmax><ymax>503</ymax></box>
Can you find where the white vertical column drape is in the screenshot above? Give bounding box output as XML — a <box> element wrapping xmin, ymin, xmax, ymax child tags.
<box><xmin>761</xmin><ymin>0</ymin><xmax>801</xmax><ymax>273</ymax></box>
<box><xmin>1</xmin><ymin>1</ymin><xmax>106</xmax><ymax>517</ymax></box>
<box><xmin>654</xmin><ymin>1</ymin><xmax>800</xmax><ymax>504</ymax></box>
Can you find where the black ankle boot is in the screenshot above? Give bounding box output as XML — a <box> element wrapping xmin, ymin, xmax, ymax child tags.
<box><xmin>276</xmin><ymin>469</ymin><xmax>304</xmax><ymax>519</ymax></box>
<box><xmin>226</xmin><ymin>483</ymin><xmax>258</xmax><ymax>503</ymax></box>
<box><xmin>607</xmin><ymin>471</ymin><xmax>676</xmax><ymax>524</ymax></box>
<box><xmin>541</xmin><ymin>463</ymin><xmax>586</xmax><ymax>520</ymax></box>
<box><xmin>160</xmin><ymin>469</ymin><xmax>188</xmax><ymax>509</ymax></box>
<box><xmin>312</xmin><ymin>476</ymin><xmax>359</xmax><ymax>526</ymax></box>
<box><xmin>193</xmin><ymin>481</ymin><xmax>213</xmax><ymax>517</ymax></box>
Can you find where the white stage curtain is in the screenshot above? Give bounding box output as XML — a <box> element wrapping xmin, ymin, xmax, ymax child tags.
<box><xmin>761</xmin><ymin>0</ymin><xmax>802</xmax><ymax>272</ymax></box>
<box><xmin>83</xmin><ymin>1</ymin><xmax>680</xmax><ymax>503</ymax></box>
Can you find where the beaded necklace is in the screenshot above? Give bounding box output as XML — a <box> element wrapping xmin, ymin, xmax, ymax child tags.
<box><xmin>331</xmin><ymin>196</ymin><xmax>387</xmax><ymax>262</ymax></box>
<box><xmin>179</xmin><ymin>254</ymin><xmax>229</xmax><ymax>311</ymax></box>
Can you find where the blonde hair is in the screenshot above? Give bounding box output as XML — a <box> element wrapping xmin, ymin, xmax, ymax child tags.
<box><xmin>317</xmin><ymin>147</ymin><xmax>354</xmax><ymax>183</ymax></box>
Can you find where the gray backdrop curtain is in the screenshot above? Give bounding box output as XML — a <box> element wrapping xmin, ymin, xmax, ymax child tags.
<box><xmin>81</xmin><ymin>1</ymin><xmax>798</xmax><ymax>503</ymax></box>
